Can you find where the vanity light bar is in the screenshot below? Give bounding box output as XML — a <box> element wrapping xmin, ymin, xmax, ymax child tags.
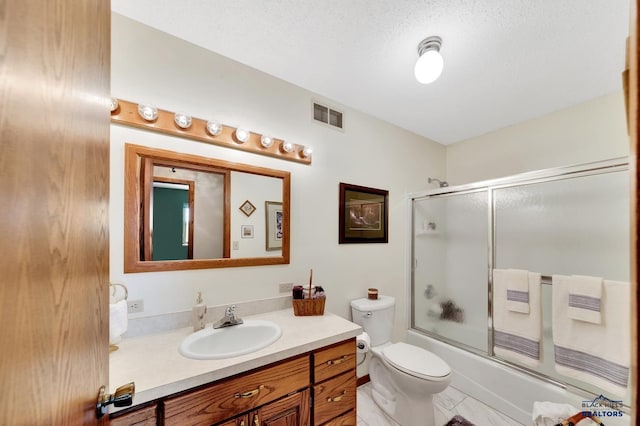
<box><xmin>110</xmin><ymin>99</ymin><xmax>312</xmax><ymax>165</ymax></box>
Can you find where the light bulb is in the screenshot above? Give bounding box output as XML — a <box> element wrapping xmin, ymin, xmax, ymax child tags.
<box><xmin>234</xmin><ymin>128</ymin><xmax>250</xmax><ymax>143</ymax></box>
<box><xmin>414</xmin><ymin>49</ymin><xmax>443</xmax><ymax>84</ymax></box>
<box><xmin>206</xmin><ymin>121</ymin><xmax>222</xmax><ymax>136</ymax></box>
<box><xmin>137</xmin><ymin>104</ymin><xmax>158</xmax><ymax>121</ymax></box>
<box><xmin>260</xmin><ymin>135</ymin><xmax>274</xmax><ymax>148</ymax></box>
<box><xmin>110</xmin><ymin>98</ymin><xmax>119</xmax><ymax>113</ymax></box>
<box><xmin>300</xmin><ymin>146</ymin><xmax>313</xmax><ymax>158</ymax></box>
<box><xmin>281</xmin><ymin>141</ymin><xmax>294</xmax><ymax>153</ymax></box>
<box><xmin>174</xmin><ymin>113</ymin><xmax>192</xmax><ymax>129</ymax></box>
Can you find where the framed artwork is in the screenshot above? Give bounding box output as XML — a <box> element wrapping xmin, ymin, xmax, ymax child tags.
<box><xmin>265</xmin><ymin>201</ymin><xmax>283</xmax><ymax>251</ymax></box>
<box><xmin>241</xmin><ymin>225</ymin><xmax>254</xmax><ymax>239</ymax></box>
<box><xmin>339</xmin><ymin>182</ymin><xmax>388</xmax><ymax>244</ymax></box>
<box><xmin>239</xmin><ymin>199</ymin><xmax>256</xmax><ymax>217</ymax></box>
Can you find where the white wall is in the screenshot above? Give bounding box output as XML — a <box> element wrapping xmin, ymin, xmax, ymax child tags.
<box><xmin>110</xmin><ymin>13</ymin><xmax>446</xmax><ymax>340</ymax></box>
<box><xmin>446</xmin><ymin>91</ymin><xmax>629</xmax><ymax>184</ymax></box>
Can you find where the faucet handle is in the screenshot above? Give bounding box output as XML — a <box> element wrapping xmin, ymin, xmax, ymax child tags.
<box><xmin>225</xmin><ymin>305</ymin><xmax>237</xmax><ymax>316</ymax></box>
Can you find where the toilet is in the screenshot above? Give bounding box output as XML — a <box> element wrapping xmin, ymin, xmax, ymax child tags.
<box><xmin>351</xmin><ymin>295</ymin><xmax>451</xmax><ymax>426</ymax></box>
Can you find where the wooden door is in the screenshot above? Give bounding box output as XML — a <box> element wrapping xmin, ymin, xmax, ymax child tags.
<box><xmin>0</xmin><ymin>0</ymin><xmax>111</xmax><ymax>424</ymax></box>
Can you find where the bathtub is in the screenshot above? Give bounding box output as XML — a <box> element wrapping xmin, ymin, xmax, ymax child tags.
<box><xmin>406</xmin><ymin>329</ymin><xmax>630</xmax><ymax>425</ymax></box>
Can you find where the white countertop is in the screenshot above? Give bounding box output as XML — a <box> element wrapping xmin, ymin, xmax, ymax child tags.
<box><xmin>109</xmin><ymin>308</ymin><xmax>362</xmax><ymax>409</ymax></box>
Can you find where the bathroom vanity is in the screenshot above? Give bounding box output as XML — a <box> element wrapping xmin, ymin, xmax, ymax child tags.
<box><xmin>109</xmin><ymin>309</ymin><xmax>360</xmax><ymax>425</ymax></box>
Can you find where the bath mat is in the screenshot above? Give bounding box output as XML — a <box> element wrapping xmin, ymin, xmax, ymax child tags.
<box><xmin>444</xmin><ymin>415</ymin><xmax>475</xmax><ymax>426</ymax></box>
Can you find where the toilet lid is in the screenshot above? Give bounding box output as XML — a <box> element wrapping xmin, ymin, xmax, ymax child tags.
<box><xmin>382</xmin><ymin>342</ymin><xmax>451</xmax><ymax>380</ymax></box>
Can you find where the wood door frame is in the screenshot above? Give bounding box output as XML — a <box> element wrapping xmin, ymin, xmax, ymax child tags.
<box><xmin>629</xmin><ymin>0</ymin><xmax>639</xmax><ymax>422</ymax></box>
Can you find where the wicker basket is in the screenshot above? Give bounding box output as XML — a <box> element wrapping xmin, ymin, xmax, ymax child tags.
<box><xmin>292</xmin><ymin>298</ymin><xmax>326</xmax><ymax>316</ymax></box>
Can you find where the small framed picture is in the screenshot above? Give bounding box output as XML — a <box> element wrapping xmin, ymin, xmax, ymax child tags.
<box><xmin>239</xmin><ymin>200</ymin><xmax>256</xmax><ymax>217</ymax></box>
<box><xmin>339</xmin><ymin>182</ymin><xmax>388</xmax><ymax>244</ymax></box>
<box><xmin>265</xmin><ymin>201</ymin><xmax>283</xmax><ymax>251</ymax></box>
<box><xmin>241</xmin><ymin>225</ymin><xmax>254</xmax><ymax>239</ymax></box>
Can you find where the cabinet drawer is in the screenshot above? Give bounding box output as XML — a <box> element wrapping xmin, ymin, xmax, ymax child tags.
<box><xmin>313</xmin><ymin>371</ymin><xmax>356</xmax><ymax>425</ymax></box>
<box><xmin>314</xmin><ymin>339</ymin><xmax>356</xmax><ymax>383</ymax></box>
<box><xmin>164</xmin><ymin>355</ymin><xmax>310</xmax><ymax>426</ymax></box>
<box><xmin>110</xmin><ymin>403</ymin><xmax>157</xmax><ymax>426</ymax></box>
<box><xmin>319</xmin><ymin>409</ymin><xmax>356</xmax><ymax>426</ymax></box>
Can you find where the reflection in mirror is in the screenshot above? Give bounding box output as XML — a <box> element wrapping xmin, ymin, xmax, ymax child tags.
<box><xmin>150</xmin><ymin>166</ymin><xmax>226</xmax><ymax>260</ymax></box>
<box><xmin>125</xmin><ymin>143</ymin><xmax>290</xmax><ymax>272</ymax></box>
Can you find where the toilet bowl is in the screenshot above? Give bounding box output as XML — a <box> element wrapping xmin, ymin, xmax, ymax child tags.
<box><xmin>351</xmin><ymin>296</ymin><xmax>451</xmax><ymax>426</ymax></box>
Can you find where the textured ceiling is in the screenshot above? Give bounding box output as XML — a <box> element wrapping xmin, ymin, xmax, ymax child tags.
<box><xmin>111</xmin><ymin>0</ymin><xmax>630</xmax><ymax>145</ymax></box>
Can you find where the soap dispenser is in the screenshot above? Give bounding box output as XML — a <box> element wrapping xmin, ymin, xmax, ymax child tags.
<box><xmin>192</xmin><ymin>292</ymin><xmax>207</xmax><ymax>332</ymax></box>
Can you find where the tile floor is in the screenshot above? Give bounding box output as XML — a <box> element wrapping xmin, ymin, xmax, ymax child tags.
<box><xmin>357</xmin><ymin>382</ymin><xmax>524</xmax><ymax>426</ymax></box>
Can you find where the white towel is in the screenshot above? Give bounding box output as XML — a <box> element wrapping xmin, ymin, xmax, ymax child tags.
<box><xmin>552</xmin><ymin>275</ymin><xmax>630</xmax><ymax>397</ymax></box>
<box><xmin>493</xmin><ymin>269</ymin><xmax>542</xmax><ymax>367</ymax></box>
<box><xmin>503</xmin><ymin>269</ymin><xmax>531</xmax><ymax>314</ymax></box>
<box><xmin>531</xmin><ymin>401</ymin><xmax>578</xmax><ymax>426</ymax></box>
<box><xmin>567</xmin><ymin>275</ymin><xmax>602</xmax><ymax>324</ymax></box>
<box><xmin>109</xmin><ymin>300</ymin><xmax>128</xmax><ymax>345</ymax></box>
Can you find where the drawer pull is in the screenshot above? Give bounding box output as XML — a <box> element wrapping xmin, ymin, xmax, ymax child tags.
<box><xmin>327</xmin><ymin>356</ymin><xmax>347</xmax><ymax>365</ymax></box>
<box><xmin>253</xmin><ymin>414</ymin><xmax>260</xmax><ymax>425</ymax></box>
<box><xmin>240</xmin><ymin>421</ymin><xmax>245</xmax><ymax>426</ymax></box>
<box><xmin>326</xmin><ymin>390</ymin><xmax>347</xmax><ymax>402</ymax></box>
<box><xmin>234</xmin><ymin>384</ymin><xmax>265</xmax><ymax>399</ymax></box>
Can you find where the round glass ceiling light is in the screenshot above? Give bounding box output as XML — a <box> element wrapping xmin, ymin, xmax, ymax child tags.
<box><xmin>206</xmin><ymin>120</ymin><xmax>223</xmax><ymax>136</ymax></box>
<box><xmin>234</xmin><ymin>128</ymin><xmax>250</xmax><ymax>143</ymax></box>
<box><xmin>280</xmin><ymin>141</ymin><xmax>294</xmax><ymax>153</ymax></box>
<box><xmin>137</xmin><ymin>104</ymin><xmax>158</xmax><ymax>121</ymax></box>
<box><xmin>174</xmin><ymin>113</ymin><xmax>192</xmax><ymax>129</ymax></box>
<box><xmin>260</xmin><ymin>135</ymin><xmax>274</xmax><ymax>148</ymax></box>
<box><xmin>110</xmin><ymin>98</ymin><xmax>119</xmax><ymax>113</ymax></box>
<box><xmin>414</xmin><ymin>36</ymin><xmax>443</xmax><ymax>84</ymax></box>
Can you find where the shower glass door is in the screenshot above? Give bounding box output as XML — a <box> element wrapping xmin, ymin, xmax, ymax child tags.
<box><xmin>412</xmin><ymin>189</ymin><xmax>489</xmax><ymax>353</ymax></box>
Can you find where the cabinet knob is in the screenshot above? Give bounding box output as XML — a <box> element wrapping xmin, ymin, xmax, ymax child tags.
<box><xmin>253</xmin><ymin>413</ymin><xmax>260</xmax><ymax>426</ymax></box>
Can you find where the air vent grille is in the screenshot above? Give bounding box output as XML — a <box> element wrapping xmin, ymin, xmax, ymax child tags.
<box><xmin>313</xmin><ymin>102</ymin><xmax>343</xmax><ymax>130</ymax></box>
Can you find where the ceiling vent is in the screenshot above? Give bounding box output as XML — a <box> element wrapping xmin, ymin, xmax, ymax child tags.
<box><xmin>312</xmin><ymin>102</ymin><xmax>343</xmax><ymax>130</ymax></box>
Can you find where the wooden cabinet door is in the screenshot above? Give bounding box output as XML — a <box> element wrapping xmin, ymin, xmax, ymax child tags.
<box><xmin>219</xmin><ymin>414</ymin><xmax>249</xmax><ymax>426</ymax></box>
<box><xmin>258</xmin><ymin>389</ymin><xmax>310</xmax><ymax>426</ymax></box>
<box><xmin>0</xmin><ymin>0</ymin><xmax>110</xmax><ymax>425</ymax></box>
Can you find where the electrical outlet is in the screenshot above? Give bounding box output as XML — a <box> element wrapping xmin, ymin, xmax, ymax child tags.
<box><xmin>278</xmin><ymin>282</ymin><xmax>294</xmax><ymax>293</ymax></box>
<box><xmin>127</xmin><ymin>299</ymin><xmax>144</xmax><ymax>313</ymax></box>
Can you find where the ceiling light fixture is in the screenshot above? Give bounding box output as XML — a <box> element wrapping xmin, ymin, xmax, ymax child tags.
<box><xmin>174</xmin><ymin>113</ymin><xmax>192</xmax><ymax>129</ymax></box>
<box><xmin>260</xmin><ymin>135</ymin><xmax>274</xmax><ymax>148</ymax></box>
<box><xmin>414</xmin><ymin>36</ymin><xmax>443</xmax><ymax>84</ymax></box>
<box><xmin>110</xmin><ymin>98</ymin><xmax>119</xmax><ymax>113</ymax></box>
<box><xmin>234</xmin><ymin>128</ymin><xmax>250</xmax><ymax>143</ymax></box>
<box><xmin>300</xmin><ymin>146</ymin><xmax>312</xmax><ymax>158</ymax></box>
<box><xmin>206</xmin><ymin>120</ymin><xmax>223</xmax><ymax>136</ymax></box>
<box><xmin>137</xmin><ymin>104</ymin><xmax>158</xmax><ymax>121</ymax></box>
<box><xmin>280</xmin><ymin>141</ymin><xmax>294</xmax><ymax>153</ymax></box>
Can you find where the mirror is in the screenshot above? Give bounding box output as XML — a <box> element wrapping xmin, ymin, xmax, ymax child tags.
<box><xmin>124</xmin><ymin>143</ymin><xmax>290</xmax><ymax>272</ymax></box>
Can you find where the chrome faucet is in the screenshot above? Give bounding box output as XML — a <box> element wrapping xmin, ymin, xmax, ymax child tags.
<box><xmin>213</xmin><ymin>305</ymin><xmax>244</xmax><ymax>329</ymax></box>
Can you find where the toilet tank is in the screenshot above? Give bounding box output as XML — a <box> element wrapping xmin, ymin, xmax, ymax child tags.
<box><xmin>350</xmin><ymin>295</ymin><xmax>395</xmax><ymax>347</ymax></box>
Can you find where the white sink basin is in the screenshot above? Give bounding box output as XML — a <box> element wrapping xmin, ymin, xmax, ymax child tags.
<box><xmin>179</xmin><ymin>320</ymin><xmax>282</xmax><ymax>360</ymax></box>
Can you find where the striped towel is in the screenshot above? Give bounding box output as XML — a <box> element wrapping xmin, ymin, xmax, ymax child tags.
<box><xmin>567</xmin><ymin>275</ymin><xmax>602</xmax><ymax>324</ymax></box>
<box><xmin>552</xmin><ymin>275</ymin><xmax>630</xmax><ymax>397</ymax></box>
<box><xmin>505</xmin><ymin>269</ymin><xmax>530</xmax><ymax>314</ymax></box>
<box><xmin>492</xmin><ymin>269</ymin><xmax>542</xmax><ymax>367</ymax></box>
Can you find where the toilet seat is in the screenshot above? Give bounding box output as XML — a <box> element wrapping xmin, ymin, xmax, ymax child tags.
<box><xmin>382</xmin><ymin>342</ymin><xmax>451</xmax><ymax>380</ymax></box>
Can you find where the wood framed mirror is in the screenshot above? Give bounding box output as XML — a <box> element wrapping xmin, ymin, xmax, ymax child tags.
<box><xmin>124</xmin><ymin>143</ymin><xmax>290</xmax><ymax>272</ymax></box>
